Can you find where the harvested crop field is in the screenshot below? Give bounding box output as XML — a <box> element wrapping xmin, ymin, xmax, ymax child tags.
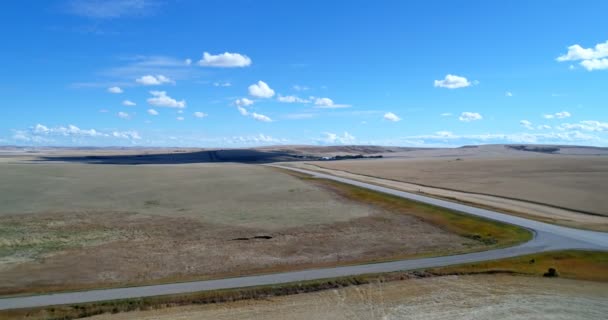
<box><xmin>0</xmin><ymin>161</ymin><xmax>498</xmax><ymax>296</ymax></box>
<box><xmin>86</xmin><ymin>275</ymin><xmax>608</xmax><ymax>320</ymax></box>
<box><xmin>312</xmin><ymin>156</ymin><xmax>608</xmax><ymax>216</ymax></box>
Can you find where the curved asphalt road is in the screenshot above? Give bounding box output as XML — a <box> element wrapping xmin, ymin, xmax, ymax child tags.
<box><xmin>1</xmin><ymin>165</ymin><xmax>607</xmax><ymax>311</ymax></box>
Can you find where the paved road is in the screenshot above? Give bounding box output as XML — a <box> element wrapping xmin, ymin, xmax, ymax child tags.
<box><xmin>1</xmin><ymin>165</ymin><xmax>607</xmax><ymax>311</ymax></box>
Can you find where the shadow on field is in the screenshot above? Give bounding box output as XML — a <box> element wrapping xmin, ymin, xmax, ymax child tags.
<box><xmin>38</xmin><ymin>150</ymin><xmax>305</xmax><ymax>165</ymax></box>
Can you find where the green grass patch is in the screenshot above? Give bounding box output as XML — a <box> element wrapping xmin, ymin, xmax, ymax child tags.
<box><xmin>429</xmin><ymin>250</ymin><xmax>608</xmax><ymax>281</ymax></box>
<box><xmin>302</xmin><ymin>175</ymin><xmax>532</xmax><ymax>249</ymax></box>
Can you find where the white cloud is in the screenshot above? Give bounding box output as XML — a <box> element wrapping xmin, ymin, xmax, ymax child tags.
<box><xmin>213</xmin><ymin>81</ymin><xmax>231</xmax><ymax>87</ymax></box>
<box><xmin>147</xmin><ymin>109</ymin><xmax>159</xmax><ymax>116</ymax></box>
<box><xmin>118</xmin><ymin>111</ymin><xmax>130</xmax><ymax>119</ymax></box>
<box><xmin>293</xmin><ymin>85</ymin><xmax>309</xmax><ymax>91</ymax></box>
<box><xmin>458</xmin><ymin>112</ymin><xmax>483</xmax><ymax>122</ymax></box>
<box><xmin>122</xmin><ymin>100</ymin><xmax>136</xmax><ymax>106</ymax></box>
<box><xmin>383</xmin><ymin>112</ymin><xmax>401</xmax><ymax>122</ymax></box>
<box><xmin>559</xmin><ymin>120</ymin><xmax>608</xmax><ymax>132</ymax></box>
<box><xmin>556</xmin><ymin>41</ymin><xmax>608</xmax><ymax>61</ymax></box>
<box><xmin>108</xmin><ymin>86</ymin><xmax>123</xmax><ymax>94</ymax></box>
<box><xmin>320</xmin><ymin>132</ymin><xmax>356</xmax><ymax>145</ymax></box>
<box><xmin>136</xmin><ymin>74</ymin><xmax>174</xmax><ymax>85</ymax></box>
<box><xmin>235</xmin><ymin>98</ymin><xmax>254</xmax><ymax>107</ymax></box>
<box><xmin>111</xmin><ymin>131</ymin><xmax>141</xmax><ymax>140</ymax></box>
<box><xmin>236</xmin><ymin>106</ymin><xmax>272</xmax><ymax>122</ymax></box>
<box><xmin>198</xmin><ymin>52</ymin><xmax>252</xmax><ymax>68</ymax></box>
<box><xmin>538</xmin><ymin>125</ymin><xmax>551</xmax><ymax>130</ymax></box>
<box><xmin>251</xmin><ymin>112</ymin><xmax>272</xmax><ymax>122</ymax></box>
<box><xmin>434</xmin><ymin>74</ymin><xmax>472</xmax><ymax>89</ymax></box>
<box><xmin>193</xmin><ymin>111</ymin><xmax>207</xmax><ymax>118</ymax></box>
<box><xmin>543</xmin><ymin>111</ymin><xmax>571</xmax><ymax>119</ymax></box>
<box><xmin>580</xmin><ymin>58</ymin><xmax>608</xmax><ymax>71</ymax></box>
<box><xmin>33</xmin><ymin>124</ymin><xmax>104</xmax><ymax>137</ymax></box>
<box><xmin>440</xmin><ymin>112</ymin><xmax>453</xmax><ymax>117</ymax></box>
<box><xmin>313</xmin><ymin>97</ymin><xmax>350</xmax><ymax>109</ymax></box>
<box><xmin>18</xmin><ymin>124</ymin><xmax>142</xmax><ymax>145</ymax></box>
<box><xmin>557</xmin><ymin>41</ymin><xmax>608</xmax><ymax>71</ymax></box>
<box><xmin>237</xmin><ymin>106</ymin><xmax>249</xmax><ymax>116</ymax></box>
<box><xmin>185</xmin><ymin>58</ymin><xmax>192</xmax><ymax>65</ymax></box>
<box><xmin>505</xmin><ymin>91</ymin><xmax>513</xmax><ymax>97</ymax></box>
<box><xmin>520</xmin><ymin>120</ymin><xmax>534</xmax><ymax>130</ymax></box>
<box><xmin>176</xmin><ymin>116</ymin><xmax>185</xmax><ymax>121</ymax></box>
<box><xmin>248</xmin><ymin>81</ymin><xmax>275</xmax><ymax>98</ymax></box>
<box><xmin>226</xmin><ymin>134</ymin><xmax>285</xmax><ymax>145</ymax></box>
<box><xmin>177</xmin><ymin>109</ymin><xmax>184</xmax><ymax>114</ymax></box>
<box><xmin>277</xmin><ymin>95</ymin><xmax>310</xmax><ymax>103</ymax></box>
<box><xmin>147</xmin><ymin>91</ymin><xmax>186</xmax><ymax>108</ymax></box>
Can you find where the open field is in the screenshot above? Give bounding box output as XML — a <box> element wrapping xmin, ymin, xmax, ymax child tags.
<box><xmin>301</xmin><ymin>155</ymin><xmax>608</xmax><ymax>231</ymax></box>
<box><xmin>69</xmin><ymin>275</ymin><xmax>608</xmax><ymax>320</ymax></box>
<box><xmin>0</xmin><ymin>159</ymin><xmax>527</xmax><ymax>296</ymax></box>
<box><xmin>311</xmin><ymin>156</ymin><xmax>608</xmax><ymax>215</ymax></box>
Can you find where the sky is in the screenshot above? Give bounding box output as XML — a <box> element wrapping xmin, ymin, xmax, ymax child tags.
<box><xmin>0</xmin><ymin>0</ymin><xmax>607</xmax><ymax>147</ymax></box>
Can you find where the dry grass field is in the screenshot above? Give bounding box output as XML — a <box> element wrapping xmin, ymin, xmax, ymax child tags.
<box><xmin>312</xmin><ymin>156</ymin><xmax>608</xmax><ymax>217</ymax></box>
<box><xmin>85</xmin><ymin>275</ymin><xmax>608</xmax><ymax>320</ymax></box>
<box><xmin>0</xmin><ymin>159</ymin><xmax>519</xmax><ymax>296</ymax></box>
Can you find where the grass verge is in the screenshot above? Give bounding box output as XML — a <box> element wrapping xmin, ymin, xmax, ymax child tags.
<box><xmin>276</xmin><ymin>168</ymin><xmax>532</xmax><ymax>249</ymax></box>
<box><xmin>4</xmin><ymin>250</ymin><xmax>607</xmax><ymax>319</ymax></box>
<box><xmin>0</xmin><ymin>272</ymin><xmax>418</xmax><ymax>320</ymax></box>
<box><xmin>428</xmin><ymin>250</ymin><xmax>608</xmax><ymax>282</ymax></box>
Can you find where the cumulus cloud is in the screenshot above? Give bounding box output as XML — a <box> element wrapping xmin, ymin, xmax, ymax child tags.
<box><xmin>136</xmin><ymin>74</ymin><xmax>174</xmax><ymax>85</ymax></box>
<box><xmin>248</xmin><ymin>81</ymin><xmax>275</xmax><ymax>98</ymax></box>
<box><xmin>320</xmin><ymin>132</ymin><xmax>356</xmax><ymax>145</ymax></box>
<box><xmin>147</xmin><ymin>109</ymin><xmax>159</xmax><ymax>115</ymax></box>
<box><xmin>520</xmin><ymin>120</ymin><xmax>534</xmax><ymax>130</ymax></box>
<box><xmin>580</xmin><ymin>59</ymin><xmax>608</xmax><ymax>71</ymax></box>
<box><xmin>185</xmin><ymin>58</ymin><xmax>192</xmax><ymax>65</ymax></box>
<box><xmin>176</xmin><ymin>116</ymin><xmax>184</xmax><ymax>121</ymax></box>
<box><xmin>557</xmin><ymin>41</ymin><xmax>608</xmax><ymax>61</ymax></box>
<box><xmin>198</xmin><ymin>52</ymin><xmax>252</xmax><ymax>68</ymax></box>
<box><xmin>122</xmin><ymin>100</ymin><xmax>136</xmax><ymax>106</ymax></box>
<box><xmin>458</xmin><ymin>112</ymin><xmax>482</xmax><ymax>122</ymax></box>
<box><xmin>108</xmin><ymin>86</ymin><xmax>123</xmax><ymax>93</ymax></box>
<box><xmin>193</xmin><ymin>111</ymin><xmax>207</xmax><ymax>118</ymax></box>
<box><xmin>557</xmin><ymin>41</ymin><xmax>608</xmax><ymax>71</ymax></box>
<box><xmin>117</xmin><ymin>111</ymin><xmax>130</xmax><ymax>119</ymax></box>
<box><xmin>277</xmin><ymin>95</ymin><xmax>310</xmax><ymax>103</ymax></box>
<box><xmin>505</xmin><ymin>91</ymin><xmax>513</xmax><ymax>97</ymax></box>
<box><xmin>383</xmin><ymin>112</ymin><xmax>401</xmax><ymax>122</ymax></box>
<box><xmin>235</xmin><ymin>98</ymin><xmax>254</xmax><ymax>107</ymax></box>
<box><xmin>543</xmin><ymin>111</ymin><xmax>571</xmax><ymax>119</ymax></box>
<box><xmin>147</xmin><ymin>91</ymin><xmax>186</xmax><ymax>108</ymax></box>
<box><xmin>434</xmin><ymin>74</ymin><xmax>472</xmax><ymax>89</ymax></box>
<box><xmin>313</xmin><ymin>97</ymin><xmax>350</xmax><ymax>109</ymax></box>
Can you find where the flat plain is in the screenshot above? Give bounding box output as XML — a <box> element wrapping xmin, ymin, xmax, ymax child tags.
<box><xmin>0</xmin><ymin>154</ymin><xmax>500</xmax><ymax>296</ymax></box>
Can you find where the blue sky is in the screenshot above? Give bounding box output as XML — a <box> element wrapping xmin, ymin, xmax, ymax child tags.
<box><xmin>1</xmin><ymin>0</ymin><xmax>607</xmax><ymax>147</ymax></box>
